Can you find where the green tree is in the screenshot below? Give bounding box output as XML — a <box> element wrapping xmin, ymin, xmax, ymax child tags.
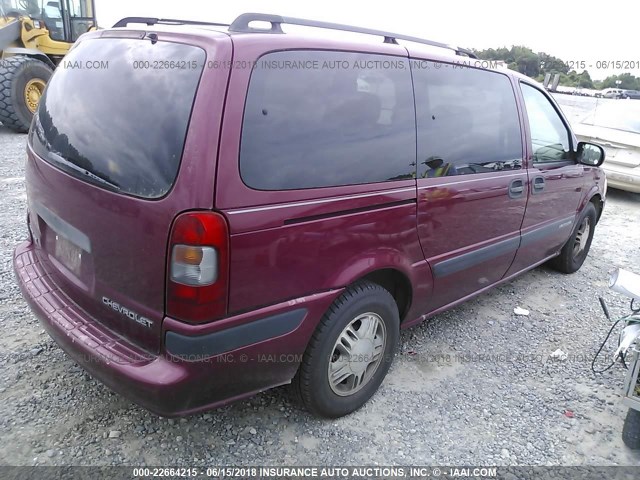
<box><xmin>538</xmin><ymin>52</ymin><xmax>569</xmax><ymax>75</ymax></box>
<box><xmin>474</xmin><ymin>46</ymin><xmax>639</xmax><ymax>90</ymax></box>
<box><xmin>600</xmin><ymin>73</ymin><xmax>640</xmax><ymax>90</ymax></box>
<box><xmin>577</xmin><ymin>70</ymin><xmax>594</xmax><ymax>89</ymax></box>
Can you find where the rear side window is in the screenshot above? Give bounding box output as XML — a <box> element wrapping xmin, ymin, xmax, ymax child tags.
<box><xmin>413</xmin><ymin>63</ymin><xmax>522</xmax><ymax>178</ymax></box>
<box><xmin>240</xmin><ymin>51</ymin><xmax>416</xmax><ymax>190</ymax></box>
<box><xmin>30</xmin><ymin>38</ymin><xmax>205</xmax><ymax>199</ymax></box>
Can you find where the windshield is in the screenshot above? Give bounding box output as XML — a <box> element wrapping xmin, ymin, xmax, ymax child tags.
<box><xmin>1</xmin><ymin>0</ymin><xmax>50</xmax><ymax>18</ymax></box>
<box><xmin>581</xmin><ymin>102</ymin><xmax>640</xmax><ymax>134</ymax></box>
<box><xmin>30</xmin><ymin>38</ymin><xmax>206</xmax><ymax>199</ymax></box>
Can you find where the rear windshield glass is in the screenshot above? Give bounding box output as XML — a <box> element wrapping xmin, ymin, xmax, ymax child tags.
<box><xmin>30</xmin><ymin>38</ymin><xmax>205</xmax><ymax>199</ymax></box>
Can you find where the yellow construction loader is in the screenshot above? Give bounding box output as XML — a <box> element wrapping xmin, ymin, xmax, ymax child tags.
<box><xmin>0</xmin><ymin>0</ymin><xmax>96</xmax><ymax>132</ymax></box>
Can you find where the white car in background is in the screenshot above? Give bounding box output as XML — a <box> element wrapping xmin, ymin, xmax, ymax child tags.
<box><xmin>596</xmin><ymin>88</ymin><xmax>625</xmax><ymax>99</ymax></box>
<box><xmin>573</xmin><ymin>102</ymin><xmax>640</xmax><ymax>193</ymax></box>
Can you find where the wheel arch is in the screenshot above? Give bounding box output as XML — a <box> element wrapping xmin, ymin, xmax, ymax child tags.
<box><xmin>579</xmin><ymin>182</ymin><xmax>605</xmax><ymax>224</ymax></box>
<box><xmin>589</xmin><ymin>193</ymin><xmax>604</xmax><ymax>223</ymax></box>
<box><xmin>333</xmin><ymin>266</ymin><xmax>413</xmax><ymax>325</ymax></box>
<box><xmin>326</xmin><ymin>248</ymin><xmax>429</xmax><ymax>324</ymax></box>
<box><xmin>358</xmin><ymin>268</ymin><xmax>413</xmax><ymax>322</ymax></box>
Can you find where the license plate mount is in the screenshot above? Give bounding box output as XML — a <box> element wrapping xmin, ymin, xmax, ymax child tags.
<box><xmin>54</xmin><ymin>234</ymin><xmax>82</xmax><ymax>275</ymax></box>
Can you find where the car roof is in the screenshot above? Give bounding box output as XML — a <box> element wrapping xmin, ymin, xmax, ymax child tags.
<box><xmin>105</xmin><ymin>14</ymin><xmax>533</xmax><ymax>82</ymax></box>
<box><xmin>108</xmin><ymin>22</ymin><xmax>525</xmax><ymax>81</ymax></box>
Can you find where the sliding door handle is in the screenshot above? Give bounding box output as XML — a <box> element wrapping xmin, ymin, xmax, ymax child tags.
<box><xmin>532</xmin><ymin>176</ymin><xmax>546</xmax><ymax>194</ymax></box>
<box><xmin>508</xmin><ymin>179</ymin><xmax>525</xmax><ymax>199</ymax></box>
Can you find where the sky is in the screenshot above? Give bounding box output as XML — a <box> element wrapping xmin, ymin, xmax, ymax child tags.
<box><xmin>94</xmin><ymin>0</ymin><xmax>637</xmax><ymax>81</ymax></box>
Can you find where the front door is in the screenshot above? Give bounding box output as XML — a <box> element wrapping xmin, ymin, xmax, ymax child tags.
<box><xmin>506</xmin><ymin>82</ymin><xmax>585</xmax><ymax>275</ymax></box>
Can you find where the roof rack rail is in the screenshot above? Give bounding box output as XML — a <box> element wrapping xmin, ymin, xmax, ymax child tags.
<box><xmin>229</xmin><ymin>13</ymin><xmax>478</xmax><ymax>59</ymax></box>
<box><xmin>113</xmin><ymin>17</ymin><xmax>229</xmax><ymax>28</ymax></box>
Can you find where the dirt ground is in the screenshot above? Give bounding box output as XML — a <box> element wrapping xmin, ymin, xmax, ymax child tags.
<box><xmin>0</xmin><ymin>95</ymin><xmax>639</xmax><ymax>467</ymax></box>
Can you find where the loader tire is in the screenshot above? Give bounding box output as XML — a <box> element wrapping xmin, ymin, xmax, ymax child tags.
<box><xmin>0</xmin><ymin>56</ymin><xmax>53</xmax><ymax>133</ymax></box>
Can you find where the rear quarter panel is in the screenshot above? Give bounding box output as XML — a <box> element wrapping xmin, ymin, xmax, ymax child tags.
<box><xmin>223</xmin><ymin>192</ymin><xmax>430</xmax><ymax>319</ymax></box>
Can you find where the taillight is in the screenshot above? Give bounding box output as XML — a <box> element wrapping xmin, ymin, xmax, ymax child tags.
<box><xmin>167</xmin><ymin>212</ymin><xmax>229</xmax><ymax>323</ymax></box>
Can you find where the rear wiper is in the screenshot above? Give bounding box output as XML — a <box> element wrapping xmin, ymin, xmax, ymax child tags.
<box><xmin>48</xmin><ymin>152</ymin><xmax>121</xmax><ymax>192</ymax></box>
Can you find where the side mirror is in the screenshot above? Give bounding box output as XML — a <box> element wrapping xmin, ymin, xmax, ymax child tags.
<box><xmin>577</xmin><ymin>142</ymin><xmax>605</xmax><ymax>167</ymax></box>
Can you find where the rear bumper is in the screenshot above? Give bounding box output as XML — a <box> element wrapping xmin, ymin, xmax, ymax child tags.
<box><xmin>603</xmin><ymin>166</ymin><xmax>640</xmax><ymax>193</ymax></box>
<box><xmin>13</xmin><ymin>241</ymin><xmax>340</xmax><ymax>416</ymax></box>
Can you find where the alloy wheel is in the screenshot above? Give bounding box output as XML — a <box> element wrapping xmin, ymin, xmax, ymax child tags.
<box><xmin>572</xmin><ymin>217</ymin><xmax>591</xmax><ymax>258</ymax></box>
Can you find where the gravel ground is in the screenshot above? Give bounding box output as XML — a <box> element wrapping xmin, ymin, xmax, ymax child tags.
<box><xmin>1</xmin><ymin>95</ymin><xmax>640</xmax><ymax>467</ymax></box>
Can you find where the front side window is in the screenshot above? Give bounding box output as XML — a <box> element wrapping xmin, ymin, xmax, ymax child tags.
<box><xmin>520</xmin><ymin>83</ymin><xmax>571</xmax><ymax>163</ymax></box>
<box><xmin>413</xmin><ymin>63</ymin><xmax>523</xmax><ymax>178</ymax></box>
<box><xmin>240</xmin><ymin>51</ymin><xmax>416</xmax><ymax>190</ymax></box>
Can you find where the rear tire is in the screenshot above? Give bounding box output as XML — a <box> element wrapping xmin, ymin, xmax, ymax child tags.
<box><xmin>0</xmin><ymin>56</ymin><xmax>53</xmax><ymax>133</ymax></box>
<box><xmin>622</xmin><ymin>408</ymin><xmax>640</xmax><ymax>450</ymax></box>
<box><xmin>548</xmin><ymin>203</ymin><xmax>597</xmax><ymax>274</ymax></box>
<box><xmin>292</xmin><ymin>281</ymin><xmax>399</xmax><ymax>418</ymax></box>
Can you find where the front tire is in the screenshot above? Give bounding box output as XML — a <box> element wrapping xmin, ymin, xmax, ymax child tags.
<box><xmin>293</xmin><ymin>281</ymin><xmax>399</xmax><ymax>418</ymax></box>
<box><xmin>549</xmin><ymin>203</ymin><xmax>597</xmax><ymax>274</ymax></box>
<box><xmin>0</xmin><ymin>56</ymin><xmax>53</xmax><ymax>133</ymax></box>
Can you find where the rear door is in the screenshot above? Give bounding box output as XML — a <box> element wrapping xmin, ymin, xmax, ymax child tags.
<box><xmin>506</xmin><ymin>82</ymin><xmax>585</xmax><ymax>275</ymax></box>
<box><xmin>410</xmin><ymin>59</ymin><xmax>527</xmax><ymax>311</ymax></box>
<box><xmin>214</xmin><ymin>39</ymin><xmax>427</xmax><ymax>318</ymax></box>
<box><xmin>25</xmin><ymin>31</ymin><xmax>231</xmax><ymax>352</ymax></box>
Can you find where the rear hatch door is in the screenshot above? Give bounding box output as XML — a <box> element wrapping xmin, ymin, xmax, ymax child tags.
<box><xmin>25</xmin><ymin>30</ymin><xmax>231</xmax><ymax>353</ymax></box>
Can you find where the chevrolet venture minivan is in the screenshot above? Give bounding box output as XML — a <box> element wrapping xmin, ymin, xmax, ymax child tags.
<box><xmin>13</xmin><ymin>13</ymin><xmax>607</xmax><ymax>418</ymax></box>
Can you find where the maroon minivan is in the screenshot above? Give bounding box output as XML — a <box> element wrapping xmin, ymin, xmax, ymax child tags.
<box><xmin>13</xmin><ymin>14</ymin><xmax>607</xmax><ymax>418</ymax></box>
